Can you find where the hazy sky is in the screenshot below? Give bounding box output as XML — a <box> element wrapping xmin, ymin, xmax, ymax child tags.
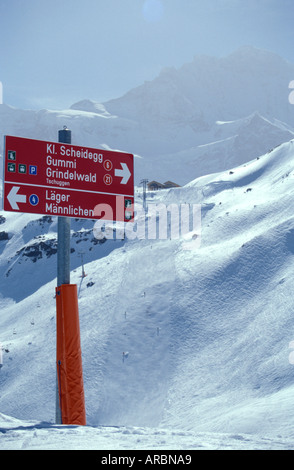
<box><xmin>1</xmin><ymin>0</ymin><xmax>294</xmax><ymax>110</ymax></box>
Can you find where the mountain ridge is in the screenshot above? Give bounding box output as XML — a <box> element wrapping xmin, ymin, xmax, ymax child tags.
<box><xmin>1</xmin><ymin>46</ymin><xmax>294</xmax><ymax>185</ymax></box>
<box><xmin>102</xmin><ymin>45</ymin><xmax>294</xmax><ymax>123</ymax></box>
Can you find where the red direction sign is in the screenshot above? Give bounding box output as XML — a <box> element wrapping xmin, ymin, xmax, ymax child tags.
<box><xmin>3</xmin><ymin>136</ymin><xmax>134</xmax><ymax>221</ymax></box>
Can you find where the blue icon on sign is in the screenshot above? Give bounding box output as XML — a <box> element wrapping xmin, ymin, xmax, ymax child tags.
<box><xmin>29</xmin><ymin>165</ymin><xmax>37</xmax><ymax>175</ymax></box>
<box><xmin>29</xmin><ymin>194</ymin><xmax>39</xmax><ymax>206</ymax></box>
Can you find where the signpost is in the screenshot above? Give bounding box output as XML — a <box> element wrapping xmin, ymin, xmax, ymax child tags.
<box><xmin>56</xmin><ymin>127</ymin><xmax>71</xmax><ymax>425</ymax></box>
<box><xmin>3</xmin><ymin>135</ymin><xmax>134</xmax><ymax>221</ymax></box>
<box><xmin>3</xmin><ymin>132</ymin><xmax>134</xmax><ymax>425</ymax></box>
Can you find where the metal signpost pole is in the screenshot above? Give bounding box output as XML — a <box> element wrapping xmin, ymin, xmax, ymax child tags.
<box><xmin>57</xmin><ymin>127</ymin><xmax>71</xmax><ymax>286</ymax></box>
<box><xmin>56</xmin><ymin>127</ymin><xmax>71</xmax><ymax>424</ymax></box>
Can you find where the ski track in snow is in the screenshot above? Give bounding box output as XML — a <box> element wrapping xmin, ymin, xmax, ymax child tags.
<box><xmin>0</xmin><ymin>413</ymin><xmax>294</xmax><ymax>450</ymax></box>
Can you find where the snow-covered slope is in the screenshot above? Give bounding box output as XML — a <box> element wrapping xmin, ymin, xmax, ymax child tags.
<box><xmin>147</xmin><ymin>112</ymin><xmax>294</xmax><ymax>182</ymax></box>
<box><xmin>2</xmin><ymin>139</ymin><xmax>294</xmax><ymax>449</ymax></box>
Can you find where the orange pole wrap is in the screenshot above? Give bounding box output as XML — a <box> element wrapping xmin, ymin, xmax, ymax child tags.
<box><xmin>56</xmin><ymin>284</ymin><xmax>86</xmax><ymax>425</ymax></box>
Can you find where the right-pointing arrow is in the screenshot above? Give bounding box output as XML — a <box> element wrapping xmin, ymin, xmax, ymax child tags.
<box><xmin>115</xmin><ymin>163</ymin><xmax>131</xmax><ymax>185</ymax></box>
<box><xmin>7</xmin><ymin>186</ymin><xmax>26</xmax><ymax>210</ymax></box>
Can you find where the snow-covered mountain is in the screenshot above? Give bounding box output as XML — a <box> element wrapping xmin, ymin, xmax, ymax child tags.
<box><xmin>104</xmin><ymin>46</ymin><xmax>294</xmax><ymax>124</ymax></box>
<box><xmin>2</xmin><ymin>46</ymin><xmax>294</xmax><ymax>450</ymax></box>
<box><xmin>2</xmin><ymin>138</ymin><xmax>294</xmax><ymax>449</ymax></box>
<box><xmin>1</xmin><ymin>46</ymin><xmax>294</xmax><ymax>185</ymax></box>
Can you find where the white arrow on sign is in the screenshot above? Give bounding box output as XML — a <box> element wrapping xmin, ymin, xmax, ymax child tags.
<box><xmin>115</xmin><ymin>162</ymin><xmax>131</xmax><ymax>185</ymax></box>
<box><xmin>7</xmin><ymin>186</ymin><xmax>26</xmax><ymax>210</ymax></box>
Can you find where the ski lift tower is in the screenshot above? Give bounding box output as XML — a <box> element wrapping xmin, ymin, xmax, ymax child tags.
<box><xmin>140</xmin><ymin>179</ymin><xmax>148</xmax><ymax>212</ymax></box>
<box><xmin>79</xmin><ymin>250</ymin><xmax>87</xmax><ymax>278</ymax></box>
<box><xmin>0</xmin><ymin>344</ymin><xmax>3</xmax><ymax>369</ymax></box>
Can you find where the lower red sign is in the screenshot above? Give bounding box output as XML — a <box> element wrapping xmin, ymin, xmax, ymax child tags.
<box><xmin>3</xmin><ymin>183</ymin><xmax>133</xmax><ymax>222</ymax></box>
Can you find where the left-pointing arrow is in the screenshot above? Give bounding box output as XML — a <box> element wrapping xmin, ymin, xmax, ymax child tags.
<box><xmin>7</xmin><ymin>186</ymin><xmax>26</xmax><ymax>210</ymax></box>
